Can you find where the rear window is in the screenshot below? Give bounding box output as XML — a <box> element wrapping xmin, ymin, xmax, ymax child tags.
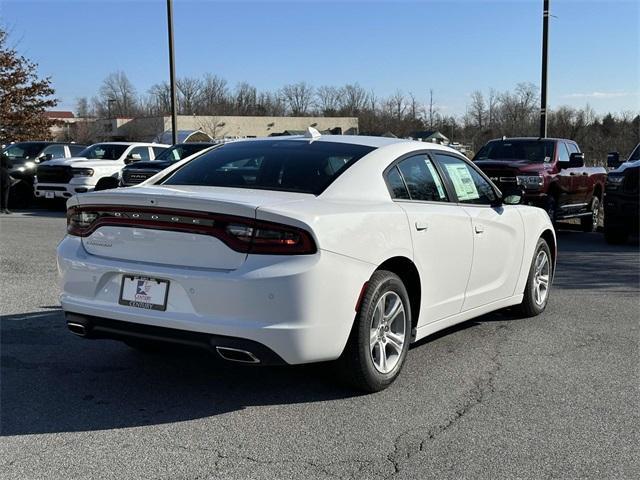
<box><xmin>474</xmin><ymin>140</ymin><xmax>556</xmax><ymax>163</ymax></box>
<box><xmin>155</xmin><ymin>143</ymin><xmax>211</xmax><ymax>162</ymax></box>
<box><xmin>161</xmin><ymin>140</ymin><xmax>375</xmax><ymax>195</ymax></box>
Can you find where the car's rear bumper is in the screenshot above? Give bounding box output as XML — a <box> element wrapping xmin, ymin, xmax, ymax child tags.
<box><xmin>57</xmin><ymin>236</ymin><xmax>374</xmax><ymax>364</ymax></box>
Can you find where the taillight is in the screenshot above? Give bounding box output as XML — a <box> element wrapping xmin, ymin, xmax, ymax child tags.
<box><xmin>66</xmin><ymin>206</ymin><xmax>317</xmax><ymax>255</ymax></box>
<box><xmin>67</xmin><ymin>207</ymin><xmax>100</xmax><ymax>236</ymax></box>
<box><xmin>225</xmin><ymin>221</ymin><xmax>316</xmax><ymax>254</ymax></box>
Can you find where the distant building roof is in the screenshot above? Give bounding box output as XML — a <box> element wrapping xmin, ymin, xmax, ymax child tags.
<box><xmin>408</xmin><ymin>130</ymin><xmax>449</xmax><ymax>144</ymax></box>
<box><xmin>44</xmin><ymin>111</ymin><xmax>75</xmax><ymax>119</ymax></box>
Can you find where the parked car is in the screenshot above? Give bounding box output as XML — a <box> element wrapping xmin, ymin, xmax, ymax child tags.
<box><xmin>1</xmin><ymin>141</ymin><xmax>87</xmax><ymax>206</ymax></box>
<box><xmin>473</xmin><ymin>137</ymin><xmax>607</xmax><ymax>232</ymax></box>
<box><xmin>35</xmin><ymin>142</ymin><xmax>169</xmax><ymax>200</ymax></box>
<box><xmin>120</xmin><ymin>142</ymin><xmax>215</xmax><ymax>186</ymax></box>
<box><xmin>58</xmin><ymin>133</ymin><xmax>555</xmax><ymax>392</ymax></box>
<box><xmin>603</xmin><ymin>144</ymin><xmax>640</xmax><ymax>244</ymax></box>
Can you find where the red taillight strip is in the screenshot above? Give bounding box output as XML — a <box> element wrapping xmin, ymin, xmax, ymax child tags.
<box><xmin>67</xmin><ymin>205</ymin><xmax>317</xmax><ymax>255</ymax></box>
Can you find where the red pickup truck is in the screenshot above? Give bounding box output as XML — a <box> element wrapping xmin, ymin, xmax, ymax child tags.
<box><xmin>473</xmin><ymin>137</ymin><xmax>607</xmax><ymax>232</ymax></box>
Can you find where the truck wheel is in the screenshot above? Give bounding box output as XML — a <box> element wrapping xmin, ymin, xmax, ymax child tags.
<box><xmin>581</xmin><ymin>197</ymin><xmax>600</xmax><ymax>233</ymax></box>
<box><xmin>338</xmin><ymin>270</ymin><xmax>411</xmax><ymax>392</ymax></box>
<box><xmin>517</xmin><ymin>238</ymin><xmax>552</xmax><ymax>318</ymax></box>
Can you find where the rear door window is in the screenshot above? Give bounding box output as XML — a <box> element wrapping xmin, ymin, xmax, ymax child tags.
<box><xmin>386</xmin><ymin>166</ymin><xmax>410</xmax><ymax>199</ymax></box>
<box><xmin>395</xmin><ymin>154</ymin><xmax>447</xmax><ymax>202</ymax></box>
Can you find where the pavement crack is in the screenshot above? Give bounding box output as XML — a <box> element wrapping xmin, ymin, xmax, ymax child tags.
<box><xmin>385</xmin><ymin>325</ymin><xmax>507</xmax><ymax>478</ymax></box>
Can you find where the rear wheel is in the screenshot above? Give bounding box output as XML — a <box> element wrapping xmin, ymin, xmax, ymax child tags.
<box><xmin>517</xmin><ymin>238</ymin><xmax>552</xmax><ymax>317</ymax></box>
<box><xmin>581</xmin><ymin>196</ymin><xmax>600</xmax><ymax>232</ymax></box>
<box><xmin>339</xmin><ymin>270</ymin><xmax>411</xmax><ymax>392</ymax></box>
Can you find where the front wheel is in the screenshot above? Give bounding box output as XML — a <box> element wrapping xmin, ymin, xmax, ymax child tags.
<box><xmin>581</xmin><ymin>196</ymin><xmax>600</xmax><ymax>232</ymax></box>
<box><xmin>517</xmin><ymin>238</ymin><xmax>552</xmax><ymax>317</ymax></box>
<box><xmin>339</xmin><ymin>270</ymin><xmax>411</xmax><ymax>392</ymax></box>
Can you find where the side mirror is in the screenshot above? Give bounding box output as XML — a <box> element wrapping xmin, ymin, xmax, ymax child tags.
<box><xmin>568</xmin><ymin>152</ymin><xmax>585</xmax><ymax>168</ymax></box>
<box><xmin>607</xmin><ymin>152</ymin><xmax>621</xmax><ymax>168</ymax></box>
<box><xmin>39</xmin><ymin>153</ymin><xmax>53</xmax><ymax>162</ymax></box>
<box><xmin>125</xmin><ymin>153</ymin><xmax>142</xmax><ymax>164</ymax></box>
<box><xmin>501</xmin><ymin>187</ymin><xmax>524</xmax><ymax>206</ymax></box>
<box><xmin>94</xmin><ymin>176</ymin><xmax>120</xmax><ymax>191</ymax></box>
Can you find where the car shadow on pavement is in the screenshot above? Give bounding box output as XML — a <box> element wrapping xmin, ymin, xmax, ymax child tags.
<box><xmin>0</xmin><ymin>309</ymin><xmax>360</xmax><ymax>436</ymax></box>
<box><xmin>553</xmin><ymin>230</ymin><xmax>639</xmax><ymax>292</ymax></box>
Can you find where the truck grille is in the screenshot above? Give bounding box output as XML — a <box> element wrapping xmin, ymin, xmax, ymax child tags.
<box><xmin>37</xmin><ymin>165</ymin><xmax>72</xmax><ymax>183</ymax></box>
<box><xmin>122</xmin><ymin>169</ymin><xmax>156</xmax><ymax>186</ymax></box>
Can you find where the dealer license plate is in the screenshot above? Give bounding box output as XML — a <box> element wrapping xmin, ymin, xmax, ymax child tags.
<box><xmin>119</xmin><ymin>275</ymin><xmax>170</xmax><ymax>311</ymax></box>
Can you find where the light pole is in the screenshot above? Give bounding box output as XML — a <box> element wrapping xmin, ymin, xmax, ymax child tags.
<box><xmin>539</xmin><ymin>0</ymin><xmax>550</xmax><ymax>138</ymax></box>
<box><xmin>167</xmin><ymin>0</ymin><xmax>178</xmax><ymax>145</ymax></box>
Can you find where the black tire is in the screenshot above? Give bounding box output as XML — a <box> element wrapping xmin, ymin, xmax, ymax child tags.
<box><xmin>517</xmin><ymin>238</ymin><xmax>552</xmax><ymax>318</ymax></box>
<box><xmin>581</xmin><ymin>196</ymin><xmax>600</xmax><ymax>232</ymax></box>
<box><xmin>604</xmin><ymin>224</ymin><xmax>628</xmax><ymax>244</ymax></box>
<box><xmin>338</xmin><ymin>270</ymin><xmax>412</xmax><ymax>393</ymax></box>
<box><xmin>546</xmin><ymin>195</ymin><xmax>558</xmax><ymax>225</ymax></box>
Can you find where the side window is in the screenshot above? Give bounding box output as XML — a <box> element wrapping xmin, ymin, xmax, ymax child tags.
<box><xmin>152</xmin><ymin>146</ymin><xmax>167</xmax><ymax>158</ymax></box>
<box><xmin>69</xmin><ymin>145</ymin><xmax>86</xmax><ymax>156</ymax></box>
<box><xmin>558</xmin><ymin>142</ymin><xmax>570</xmax><ymax>162</ymax></box>
<box><xmin>433</xmin><ymin>153</ymin><xmax>497</xmax><ymax>205</ymax></box>
<box><xmin>386</xmin><ymin>166</ymin><xmax>410</xmax><ymax>199</ymax></box>
<box><xmin>40</xmin><ymin>144</ymin><xmax>66</xmax><ymax>159</ymax></box>
<box><xmin>566</xmin><ymin>142</ymin><xmax>579</xmax><ymax>154</ymax></box>
<box><xmin>395</xmin><ymin>155</ymin><xmax>448</xmax><ymax>202</ymax></box>
<box><xmin>128</xmin><ymin>146</ymin><xmax>151</xmax><ymax>161</ymax></box>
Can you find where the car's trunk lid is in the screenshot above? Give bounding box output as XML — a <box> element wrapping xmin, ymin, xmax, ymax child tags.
<box><xmin>75</xmin><ymin>185</ymin><xmax>311</xmax><ymax>270</ymax></box>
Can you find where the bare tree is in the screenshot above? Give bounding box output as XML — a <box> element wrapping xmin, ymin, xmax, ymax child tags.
<box><xmin>487</xmin><ymin>88</ymin><xmax>499</xmax><ymax>127</ymax></box>
<box><xmin>469</xmin><ymin>90</ymin><xmax>486</xmax><ymax>129</ymax></box>
<box><xmin>281</xmin><ymin>82</ymin><xmax>314</xmax><ymax>116</ymax></box>
<box><xmin>98</xmin><ymin>71</ymin><xmax>138</xmax><ymax>117</ymax></box>
<box><xmin>388</xmin><ymin>90</ymin><xmax>406</xmax><ymax>120</ymax></box>
<box><xmin>316</xmin><ymin>85</ymin><xmax>342</xmax><ymax>115</ymax></box>
<box><xmin>147</xmin><ymin>82</ymin><xmax>171</xmax><ymax>115</ymax></box>
<box><xmin>338</xmin><ymin>83</ymin><xmax>369</xmax><ymax>116</ymax></box>
<box><xmin>234</xmin><ymin>82</ymin><xmax>257</xmax><ymax>115</ymax></box>
<box><xmin>177</xmin><ymin>77</ymin><xmax>203</xmax><ymax>115</ymax></box>
<box><xmin>75</xmin><ymin>97</ymin><xmax>92</xmax><ymax>118</ymax></box>
<box><xmin>426</xmin><ymin>89</ymin><xmax>439</xmax><ymax>129</ymax></box>
<box><xmin>201</xmin><ymin>74</ymin><xmax>229</xmax><ymax>114</ymax></box>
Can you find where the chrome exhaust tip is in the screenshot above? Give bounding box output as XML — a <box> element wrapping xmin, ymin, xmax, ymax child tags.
<box><xmin>67</xmin><ymin>322</ymin><xmax>88</xmax><ymax>337</ymax></box>
<box><xmin>215</xmin><ymin>346</ymin><xmax>260</xmax><ymax>364</ymax></box>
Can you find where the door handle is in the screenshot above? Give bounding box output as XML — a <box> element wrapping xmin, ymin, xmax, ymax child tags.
<box><xmin>474</xmin><ymin>224</ymin><xmax>485</xmax><ymax>234</ymax></box>
<box><xmin>415</xmin><ymin>221</ymin><xmax>429</xmax><ymax>231</ymax></box>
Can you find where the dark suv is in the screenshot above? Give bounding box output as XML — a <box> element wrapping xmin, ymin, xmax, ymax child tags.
<box><xmin>120</xmin><ymin>142</ymin><xmax>214</xmax><ymax>186</ymax></box>
<box><xmin>1</xmin><ymin>141</ymin><xmax>87</xmax><ymax>205</ymax></box>
<box><xmin>473</xmin><ymin>138</ymin><xmax>607</xmax><ymax>231</ymax></box>
<box><xmin>603</xmin><ymin>144</ymin><xmax>639</xmax><ymax>244</ymax></box>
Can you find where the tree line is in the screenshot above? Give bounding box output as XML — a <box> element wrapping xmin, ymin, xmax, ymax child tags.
<box><xmin>76</xmin><ymin>71</ymin><xmax>639</xmax><ymax>164</ymax></box>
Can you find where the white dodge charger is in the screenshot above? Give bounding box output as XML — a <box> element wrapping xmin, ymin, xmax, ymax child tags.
<box><xmin>57</xmin><ymin>133</ymin><xmax>555</xmax><ymax>391</ymax></box>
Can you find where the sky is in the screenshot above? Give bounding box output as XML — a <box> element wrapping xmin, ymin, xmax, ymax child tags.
<box><xmin>1</xmin><ymin>0</ymin><xmax>638</xmax><ymax>116</ymax></box>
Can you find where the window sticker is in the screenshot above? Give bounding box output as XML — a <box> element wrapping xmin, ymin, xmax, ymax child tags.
<box><xmin>424</xmin><ymin>159</ymin><xmax>446</xmax><ymax>199</ymax></box>
<box><xmin>444</xmin><ymin>164</ymin><xmax>479</xmax><ymax>201</ymax></box>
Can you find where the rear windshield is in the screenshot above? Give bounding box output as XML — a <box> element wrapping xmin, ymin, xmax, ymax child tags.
<box><xmin>161</xmin><ymin>140</ymin><xmax>375</xmax><ymax>195</ymax></box>
<box><xmin>474</xmin><ymin>140</ymin><xmax>556</xmax><ymax>163</ymax></box>
<box><xmin>155</xmin><ymin>143</ymin><xmax>211</xmax><ymax>162</ymax></box>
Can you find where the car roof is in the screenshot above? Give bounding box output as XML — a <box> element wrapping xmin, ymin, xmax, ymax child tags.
<box><xmin>225</xmin><ymin>134</ymin><xmax>460</xmax><ymax>152</ymax></box>
<box><xmin>89</xmin><ymin>142</ymin><xmax>171</xmax><ymax>147</ymax></box>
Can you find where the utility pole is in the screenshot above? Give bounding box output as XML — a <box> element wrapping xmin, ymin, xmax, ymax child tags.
<box><xmin>167</xmin><ymin>0</ymin><xmax>178</xmax><ymax>145</ymax></box>
<box><xmin>539</xmin><ymin>0</ymin><xmax>550</xmax><ymax>138</ymax></box>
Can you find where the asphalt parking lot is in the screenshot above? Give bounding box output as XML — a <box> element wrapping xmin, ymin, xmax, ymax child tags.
<box><xmin>1</xmin><ymin>209</ymin><xmax>638</xmax><ymax>480</ymax></box>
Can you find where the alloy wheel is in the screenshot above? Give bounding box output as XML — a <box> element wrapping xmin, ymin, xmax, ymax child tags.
<box><xmin>533</xmin><ymin>250</ymin><xmax>550</xmax><ymax>306</ymax></box>
<box><xmin>369</xmin><ymin>291</ymin><xmax>407</xmax><ymax>374</ymax></box>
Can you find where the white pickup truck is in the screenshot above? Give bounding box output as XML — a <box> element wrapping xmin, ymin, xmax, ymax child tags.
<box><xmin>34</xmin><ymin>142</ymin><xmax>169</xmax><ymax>200</ymax></box>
